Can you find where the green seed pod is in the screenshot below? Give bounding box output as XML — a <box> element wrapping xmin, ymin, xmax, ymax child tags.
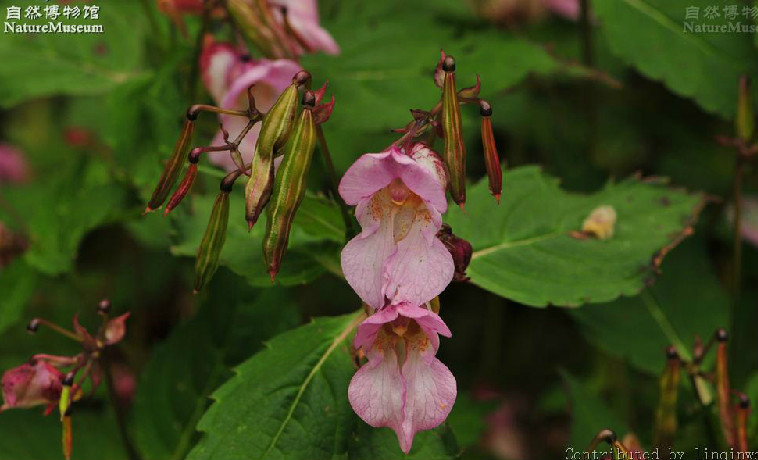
<box><xmin>263</xmin><ymin>92</ymin><xmax>318</xmax><ymax>281</ymax></box>
<box><xmin>653</xmin><ymin>346</ymin><xmax>680</xmax><ymax>451</ymax></box>
<box><xmin>194</xmin><ymin>187</ymin><xmax>230</xmax><ymax>293</ymax></box>
<box><xmin>736</xmin><ymin>75</ymin><xmax>754</xmax><ymax>142</ymax></box>
<box><xmin>225</xmin><ymin>0</ymin><xmax>288</xmax><ymax>58</ymax></box>
<box><xmin>245</xmin><ymin>79</ymin><xmax>302</xmax><ymax>228</ymax></box>
<box><xmin>440</xmin><ymin>55</ymin><xmax>466</xmax><ymax>207</ymax></box>
<box><xmin>146</xmin><ymin>116</ymin><xmax>195</xmax><ymax>212</ymax></box>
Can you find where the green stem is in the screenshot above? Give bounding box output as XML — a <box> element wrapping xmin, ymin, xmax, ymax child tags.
<box><xmin>189</xmin><ymin>0</ymin><xmax>213</xmax><ymax>104</ymax></box>
<box><xmin>315</xmin><ymin>125</ymin><xmax>357</xmax><ymax>240</ymax></box>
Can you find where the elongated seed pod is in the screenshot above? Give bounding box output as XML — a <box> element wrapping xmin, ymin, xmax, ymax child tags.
<box><xmin>715</xmin><ymin>329</ymin><xmax>734</xmax><ymax>447</ymax></box>
<box><xmin>146</xmin><ymin>116</ymin><xmax>195</xmax><ymax>212</ymax></box>
<box><xmin>737</xmin><ymin>75</ymin><xmax>754</xmax><ymax>142</ymax></box>
<box><xmin>653</xmin><ymin>346</ymin><xmax>680</xmax><ymax>450</ymax></box>
<box><xmin>480</xmin><ymin>101</ymin><xmax>502</xmax><ymax>203</ymax></box>
<box><xmin>194</xmin><ymin>187</ymin><xmax>230</xmax><ymax>293</ymax></box>
<box><xmin>164</xmin><ymin>159</ymin><xmax>198</xmax><ymax>215</ymax></box>
<box><xmin>245</xmin><ymin>80</ymin><xmax>302</xmax><ymax>228</ymax></box>
<box><xmin>440</xmin><ymin>55</ymin><xmax>466</xmax><ymax>207</ymax></box>
<box><xmin>62</xmin><ymin>413</ymin><xmax>72</xmax><ymax>460</ymax></box>
<box><xmin>263</xmin><ymin>92</ymin><xmax>318</xmax><ymax>280</ymax></box>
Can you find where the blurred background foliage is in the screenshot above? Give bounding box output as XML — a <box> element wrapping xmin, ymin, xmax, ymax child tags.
<box><xmin>0</xmin><ymin>0</ymin><xmax>756</xmax><ymax>459</ymax></box>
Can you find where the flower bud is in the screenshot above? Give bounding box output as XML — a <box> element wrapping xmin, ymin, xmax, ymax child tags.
<box><xmin>146</xmin><ymin>116</ymin><xmax>195</xmax><ymax>212</ymax></box>
<box><xmin>737</xmin><ymin>75</ymin><xmax>754</xmax><ymax>142</ymax></box>
<box><xmin>194</xmin><ymin>188</ymin><xmax>230</xmax><ymax>293</ymax></box>
<box><xmin>653</xmin><ymin>346</ymin><xmax>680</xmax><ymax>451</ymax></box>
<box><xmin>437</xmin><ymin>223</ymin><xmax>473</xmax><ymax>281</ymax></box>
<box><xmin>480</xmin><ymin>100</ymin><xmax>502</xmax><ymax>203</ymax></box>
<box><xmin>225</xmin><ymin>0</ymin><xmax>288</xmax><ymax>58</ymax></box>
<box><xmin>245</xmin><ymin>80</ymin><xmax>300</xmax><ymax>228</ymax></box>
<box><xmin>1</xmin><ymin>361</ymin><xmax>62</xmax><ymax>411</ymax></box>
<box><xmin>103</xmin><ymin>313</ymin><xmax>130</xmax><ymax>346</ymax></box>
<box><xmin>440</xmin><ymin>55</ymin><xmax>467</xmax><ymax>206</ymax></box>
<box><xmin>263</xmin><ymin>93</ymin><xmax>318</xmax><ymax>280</ymax></box>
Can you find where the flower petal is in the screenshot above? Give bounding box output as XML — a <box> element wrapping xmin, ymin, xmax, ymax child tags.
<box><xmin>348</xmin><ymin>345</ymin><xmax>405</xmax><ymax>443</ymax></box>
<box><xmin>271</xmin><ymin>0</ymin><xmax>340</xmax><ymax>55</ymax></box>
<box><xmin>399</xmin><ymin>334</ymin><xmax>457</xmax><ymax>453</ymax></box>
<box><xmin>341</xmin><ymin>195</ymin><xmax>396</xmax><ymax>309</ymax></box>
<box><xmin>354</xmin><ymin>307</ymin><xmax>400</xmax><ymax>351</ymax></box>
<box><xmin>383</xmin><ymin>209</ymin><xmax>454</xmax><ymax>307</ymax></box>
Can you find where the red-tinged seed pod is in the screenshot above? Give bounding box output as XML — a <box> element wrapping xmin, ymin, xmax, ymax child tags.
<box><xmin>194</xmin><ymin>185</ymin><xmax>231</xmax><ymax>293</ymax></box>
<box><xmin>440</xmin><ymin>55</ymin><xmax>466</xmax><ymax>207</ymax></box>
<box><xmin>480</xmin><ymin>100</ymin><xmax>502</xmax><ymax>203</ymax></box>
<box><xmin>715</xmin><ymin>329</ymin><xmax>734</xmax><ymax>447</ymax></box>
<box><xmin>737</xmin><ymin>75</ymin><xmax>754</xmax><ymax>142</ymax></box>
<box><xmin>62</xmin><ymin>412</ymin><xmax>72</xmax><ymax>460</ymax></box>
<box><xmin>263</xmin><ymin>91</ymin><xmax>318</xmax><ymax>281</ymax></box>
<box><xmin>164</xmin><ymin>157</ymin><xmax>199</xmax><ymax>215</ymax></box>
<box><xmin>653</xmin><ymin>346</ymin><xmax>681</xmax><ymax>451</ymax></box>
<box><xmin>245</xmin><ymin>79</ymin><xmax>302</xmax><ymax>228</ymax></box>
<box><xmin>146</xmin><ymin>114</ymin><xmax>196</xmax><ymax>212</ymax></box>
<box><xmin>735</xmin><ymin>394</ymin><xmax>750</xmax><ymax>453</ymax></box>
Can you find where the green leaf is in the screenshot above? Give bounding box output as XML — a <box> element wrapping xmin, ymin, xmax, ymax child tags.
<box><xmin>1</xmin><ymin>158</ymin><xmax>131</xmax><ymax>275</ymax></box>
<box><xmin>445</xmin><ymin>166</ymin><xmax>704</xmax><ymax>307</ymax></box>
<box><xmin>0</xmin><ymin>407</ymin><xmax>127</xmax><ymax>460</ymax></box>
<box><xmin>592</xmin><ymin>0</ymin><xmax>758</xmax><ymax>118</ymax></box>
<box><xmin>187</xmin><ymin>313</ymin><xmax>362</xmax><ymax>460</ymax></box>
<box><xmin>0</xmin><ymin>259</ymin><xmax>37</xmax><ymax>336</ymax></box>
<box><xmin>562</xmin><ymin>372</ymin><xmax>630</xmax><ymax>454</ymax></box>
<box><xmin>348</xmin><ymin>423</ymin><xmax>459</xmax><ymax>460</ymax></box>
<box><xmin>0</xmin><ymin>2</ymin><xmax>148</xmax><ymax>107</ymax></box>
<box><xmin>570</xmin><ymin>237</ymin><xmax>729</xmax><ymax>375</ymax></box>
<box><xmin>133</xmin><ymin>280</ymin><xmax>300</xmax><ymax>460</ymax></box>
<box><xmin>304</xmin><ymin>1</ymin><xmax>573</xmax><ymax>172</ymax></box>
<box><xmin>170</xmin><ymin>190</ymin><xmax>343</xmax><ymax>286</ymax></box>
<box><xmin>445</xmin><ymin>393</ymin><xmax>492</xmax><ymax>451</ymax></box>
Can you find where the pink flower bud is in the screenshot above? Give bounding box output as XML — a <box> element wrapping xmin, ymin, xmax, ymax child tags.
<box><xmin>104</xmin><ymin>313</ymin><xmax>130</xmax><ymax>346</ymax></box>
<box><xmin>1</xmin><ymin>361</ymin><xmax>62</xmax><ymax>411</ymax></box>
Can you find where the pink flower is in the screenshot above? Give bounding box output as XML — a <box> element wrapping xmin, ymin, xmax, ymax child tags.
<box><xmin>339</xmin><ymin>143</ymin><xmax>454</xmax><ymax>309</ymax></box>
<box><xmin>270</xmin><ymin>0</ymin><xmax>340</xmax><ymax>55</ymax></box>
<box><xmin>349</xmin><ymin>303</ymin><xmax>456</xmax><ymax>454</ymax></box>
<box><xmin>1</xmin><ymin>360</ymin><xmax>62</xmax><ymax>412</ymax></box>
<box><xmin>200</xmin><ymin>37</ymin><xmax>301</xmax><ymax>172</ymax></box>
<box><xmin>0</xmin><ymin>144</ymin><xmax>29</xmax><ymax>184</ymax></box>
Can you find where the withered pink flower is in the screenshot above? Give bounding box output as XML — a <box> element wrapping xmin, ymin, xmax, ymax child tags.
<box><xmin>270</xmin><ymin>0</ymin><xmax>340</xmax><ymax>55</ymax></box>
<box><xmin>0</xmin><ymin>143</ymin><xmax>29</xmax><ymax>184</ymax></box>
<box><xmin>348</xmin><ymin>302</ymin><xmax>456</xmax><ymax>454</ymax></box>
<box><xmin>200</xmin><ymin>37</ymin><xmax>301</xmax><ymax>172</ymax></box>
<box><xmin>339</xmin><ymin>143</ymin><xmax>454</xmax><ymax>309</ymax></box>
<box><xmin>1</xmin><ymin>360</ymin><xmax>62</xmax><ymax>412</ymax></box>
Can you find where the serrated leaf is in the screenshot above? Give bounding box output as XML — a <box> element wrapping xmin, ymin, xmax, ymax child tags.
<box><xmin>303</xmin><ymin>1</ymin><xmax>574</xmax><ymax>172</ymax></box>
<box><xmin>0</xmin><ymin>2</ymin><xmax>148</xmax><ymax>108</ymax></box>
<box><xmin>445</xmin><ymin>166</ymin><xmax>704</xmax><ymax>307</ymax></box>
<box><xmin>133</xmin><ymin>280</ymin><xmax>300</xmax><ymax>460</ymax></box>
<box><xmin>187</xmin><ymin>313</ymin><xmax>362</xmax><ymax>460</ymax></box>
<box><xmin>170</xmin><ymin>190</ymin><xmax>343</xmax><ymax>286</ymax></box>
<box><xmin>593</xmin><ymin>0</ymin><xmax>758</xmax><ymax>118</ymax></box>
<box><xmin>570</xmin><ymin>237</ymin><xmax>729</xmax><ymax>374</ymax></box>
<box><xmin>348</xmin><ymin>422</ymin><xmax>459</xmax><ymax>460</ymax></box>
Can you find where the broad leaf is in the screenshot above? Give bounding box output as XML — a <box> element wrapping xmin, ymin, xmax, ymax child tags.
<box><xmin>170</xmin><ymin>190</ymin><xmax>344</xmax><ymax>286</ymax></box>
<box><xmin>0</xmin><ymin>2</ymin><xmax>147</xmax><ymax>107</ymax></box>
<box><xmin>570</xmin><ymin>237</ymin><xmax>729</xmax><ymax>375</ymax></box>
<box><xmin>304</xmin><ymin>1</ymin><xmax>577</xmax><ymax>172</ymax></box>
<box><xmin>445</xmin><ymin>166</ymin><xmax>704</xmax><ymax>307</ymax></box>
<box><xmin>132</xmin><ymin>280</ymin><xmax>300</xmax><ymax>460</ymax></box>
<box><xmin>348</xmin><ymin>422</ymin><xmax>459</xmax><ymax>460</ymax></box>
<box><xmin>592</xmin><ymin>0</ymin><xmax>758</xmax><ymax>118</ymax></box>
<box><xmin>187</xmin><ymin>313</ymin><xmax>362</xmax><ymax>460</ymax></box>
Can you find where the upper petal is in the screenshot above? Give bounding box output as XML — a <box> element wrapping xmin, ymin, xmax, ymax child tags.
<box><xmin>398</xmin><ymin>334</ymin><xmax>457</xmax><ymax>454</ymax></box>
